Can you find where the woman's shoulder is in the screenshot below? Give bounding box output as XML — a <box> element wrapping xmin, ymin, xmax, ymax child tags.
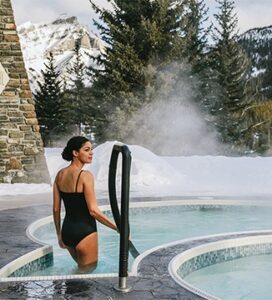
<box><xmin>56</xmin><ymin>166</ymin><xmax>69</xmax><ymax>177</ymax></box>
<box><xmin>81</xmin><ymin>170</ymin><xmax>94</xmax><ymax>184</ymax></box>
<box><xmin>81</xmin><ymin>169</ymin><xmax>94</xmax><ymax>177</ymax></box>
<box><xmin>55</xmin><ymin>166</ymin><xmax>71</xmax><ymax>182</ymax></box>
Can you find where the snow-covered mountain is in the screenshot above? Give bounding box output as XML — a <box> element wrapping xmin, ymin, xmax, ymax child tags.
<box><xmin>18</xmin><ymin>16</ymin><xmax>272</xmax><ymax>99</ymax></box>
<box><xmin>18</xmin><ymin>16</ymin><xmax>104</xmax><ymax>91</ymax></box>
<box><xmin>239</xmin><ymin>25</ymin><xmax>272</xmax><ymax>99</ymax></box>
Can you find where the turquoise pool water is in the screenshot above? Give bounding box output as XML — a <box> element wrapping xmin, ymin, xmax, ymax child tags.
<box><xmin>185</xmin><ymin>254</ymin><xmax>272</xmax><ymax>300</ymax></box>
<box><xmin>27</xmin><ymin>204</ymin><xmax>272</xmax><ymax>276</ymax></box>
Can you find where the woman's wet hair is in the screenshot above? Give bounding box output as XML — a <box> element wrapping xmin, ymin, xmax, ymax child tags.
<box><xmin>62</xmin><ymin>136</ymin><xmax>90</xmax><ymax>161</ymax></box>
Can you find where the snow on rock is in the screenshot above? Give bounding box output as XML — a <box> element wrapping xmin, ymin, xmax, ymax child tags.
<box><xmin>18</xmin><ymin>16</ymin><xmax>104</xmax><ymax>91</ymax></box>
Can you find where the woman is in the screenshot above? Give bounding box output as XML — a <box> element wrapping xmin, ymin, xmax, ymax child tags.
<box><xmin>53</xmin><ymin>136</ymin><xmax>118</xmax><ymax>269</ymax></box>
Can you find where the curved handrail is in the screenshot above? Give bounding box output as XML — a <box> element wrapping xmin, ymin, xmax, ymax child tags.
<box><xmin>108</xmin><ymin>144</ymin><xmax>139</xmax><ymax>290</ymax></box>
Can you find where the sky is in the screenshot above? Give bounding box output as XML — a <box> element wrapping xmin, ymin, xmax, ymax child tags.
<box><xmin>10</xmin><ymin>0</ymin><xmax>272</xmax><ymax>35</ymax></box>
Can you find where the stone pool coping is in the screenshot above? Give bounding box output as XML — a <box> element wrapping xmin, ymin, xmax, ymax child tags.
<box><xmin>136</xmin><ymin>230</ymin><xmax>272</xmax><ymax>299</ymax></box>
<box><xmin>1</xmin><ymin>197</ymin><xmax>272</xmax><ymax>299</ymax></box>
<box><xmin>169</xmin><ymin>233</ymin><xmax>272</xmax><ymax>300</ymax></box>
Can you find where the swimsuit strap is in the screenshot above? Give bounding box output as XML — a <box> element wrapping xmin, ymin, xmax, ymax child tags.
<box><xmin>75</xmin><ymin>170</ymin><xmax>84</xmax><ymax>192</ymax></box>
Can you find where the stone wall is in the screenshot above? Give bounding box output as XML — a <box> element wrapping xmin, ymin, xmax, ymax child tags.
<box><xmin>0</xmin><ymin>0</ymin><xmax>50</xmax><ymax>183</ymax></box>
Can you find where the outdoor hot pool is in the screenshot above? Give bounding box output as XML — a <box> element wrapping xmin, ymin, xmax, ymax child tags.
<box><xmin>26</xmin><ymin>200</ymin><xmax>272</xmax><ymax>282</ymax></box>
<box><xmin>183</xmin><ymin>253</ymin><xmax>272</xmax><ymax>300</ymax></box>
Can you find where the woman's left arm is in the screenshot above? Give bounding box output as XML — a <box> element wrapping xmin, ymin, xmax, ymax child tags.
<box><xmin>84</xmin><ymin>171</ymin><xmax>118</xmax><ymax>232</ymax></box>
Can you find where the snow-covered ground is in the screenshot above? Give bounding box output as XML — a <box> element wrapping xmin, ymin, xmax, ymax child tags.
<box><xmin>0</xmin><ymin>141</ymin><xmax>271</xmax><ymax>198</ymax></box>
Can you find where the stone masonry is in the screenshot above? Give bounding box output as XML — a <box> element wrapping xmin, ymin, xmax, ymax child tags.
<box><xmin>0</xmin><ymin>0</ymin><xmax>50</xmax><ymax>183</ymax></box>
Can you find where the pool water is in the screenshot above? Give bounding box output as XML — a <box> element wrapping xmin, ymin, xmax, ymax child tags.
<box><xmin>184</xmin><ymin>254</ymin><xmax>272</xmax><ymax>300</ymax></box>
<box><xmin>28</xmin><ymin>204</ymin><xmax>272</xmax><ymax>276</ymax></box>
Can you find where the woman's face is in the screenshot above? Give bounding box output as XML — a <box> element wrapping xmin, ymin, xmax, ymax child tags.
<box><xmin>74</xmin><ymin>141</ymin><xmax>93</xmax><ymax>164</ymax></box>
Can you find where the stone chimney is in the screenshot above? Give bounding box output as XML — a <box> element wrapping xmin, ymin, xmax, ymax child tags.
<box><xmin>0</xmin><ymin>0</ymin><xmax>50</xmax><ymax>183</ymax></box>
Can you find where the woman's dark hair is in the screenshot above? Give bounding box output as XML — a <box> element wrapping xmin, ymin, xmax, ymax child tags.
<box><xmin>62</xmin><ymin>136</ymin><xmax>90</xmax><ymax>161</ymax></box>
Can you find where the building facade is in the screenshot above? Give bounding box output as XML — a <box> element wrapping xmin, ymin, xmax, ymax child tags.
<box><xmin>0</xmin><ymin>0</ymin><xmax>50</xmax><ymax>183</ymax></box>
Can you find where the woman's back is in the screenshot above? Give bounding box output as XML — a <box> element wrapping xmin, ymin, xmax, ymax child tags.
<box><xmin>57</xmin><ymin>168</ymin><xmax>97</xmax><ymax>247</ymax></box>
<box><xmin>57</xmin><ymin>167</ymin><xmax>84</xmax><ymax>193</ymax></box>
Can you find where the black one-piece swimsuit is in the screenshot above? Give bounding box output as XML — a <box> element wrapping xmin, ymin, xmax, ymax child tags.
<box><xmin>60</xmin><ymin>170</ymin><xmax>97</xmax><ymax>248</ymax></box>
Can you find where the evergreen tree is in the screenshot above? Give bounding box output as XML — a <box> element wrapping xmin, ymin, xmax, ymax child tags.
<box><xmin>34</xmin><ymin>52</ymin><xmax>65</xmax><ymax>146</ymax></box>
<box><xmin>241</xmin><ymin>101</ymin><xmax>272</xmax><ymax>153</ymax></box>
<box><xmin>181</xmin><ymin>0</ymin><xmax>221</xmax><ymax>117</ymax></box>
<box><xmin>65</xmin><ymin>40</ymin><xmax>97</xmax><ymax>137</ymax></box>
<box><xmin>89</xmin><ymin>0</ymin><xmax>189</xmax><ymax>141</ymax></box>
<box><xmin>239</xmin><ymin>27</ymin><xmax>272</xmax><ymax>101</ymax></box>
<box><xmin>183</xmin><ymin>0</ymin><xmax>210</xmax><ymax>72</ymax></box>
<box><xmin>211</xmin><ymin>0</ymin><xmax>251</xmax><ymax>145</ymax></box>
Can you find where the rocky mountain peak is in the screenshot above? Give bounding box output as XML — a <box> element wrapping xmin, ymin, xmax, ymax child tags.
<box><xmin>52</xmin><ymin>15</ymin><xmax>78</xmax><ymax>25</ymax></box>
<box><xmin>18</xmin><ymin>16</ymin><xmax>104</xmax><ymax>91</ymax></box>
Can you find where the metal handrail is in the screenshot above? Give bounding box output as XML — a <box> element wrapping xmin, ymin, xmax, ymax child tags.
<box><xmin>108</xmin><ymin>144</ymin><xmax>139</xmax><ymax>292</ymax></box>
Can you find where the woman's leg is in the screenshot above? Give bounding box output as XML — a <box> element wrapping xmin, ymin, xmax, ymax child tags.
<box><xmin>75</xmin><ymin>232</ymin><xmax>98</xmax><ymax>268</ymax></box>
<box><xmin>66</xmin><ymin>246</ymin><xmax>78</xmax><ymax>263</ymax></box>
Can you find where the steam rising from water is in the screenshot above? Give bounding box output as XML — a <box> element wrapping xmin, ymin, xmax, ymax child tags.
<box><xmin>125</xmin><ymin>98</ymin><xmax>221</xmax><ymax>155</ymax></box>
<box><xmin>121</xmin><ymin>64</ymin><xmax>223</xmax><ymax>156</ymax></box>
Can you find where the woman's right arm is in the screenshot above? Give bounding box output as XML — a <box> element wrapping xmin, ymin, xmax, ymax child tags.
<box><xmin>53</xmin><ymin>176</ymin><xmax>66</xmax><ymax>248</ymax></box>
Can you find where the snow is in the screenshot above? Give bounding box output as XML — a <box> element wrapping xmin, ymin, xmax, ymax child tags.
<box><xmin>17</xmin><ymin>16</ymin><xmax>103</xmax><ymax>91</ymax></box>
<box><xmin>0</xmin><ymin>141</ymin><xmax>271</xmax><ymax>198</ymax></box>
<box><xmin>251</xmin><ymin>67</ymin><xmax>266</xmax><ymax>77</ymax></box>
<box><xmin>241</xmin><ymin>25</ymin><xmax>272</xmax><ymax>41</ymax></box>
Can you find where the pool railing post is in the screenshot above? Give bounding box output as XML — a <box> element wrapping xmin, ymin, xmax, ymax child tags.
<box><xmin>109</xmin><ymin>144</ymin><xmax>132</xmax><ymax>292</ymax></box>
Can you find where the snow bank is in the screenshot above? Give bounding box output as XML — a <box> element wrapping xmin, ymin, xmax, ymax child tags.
<box><xmin>0</xmin><ymin>141</ymin><xmax>272</xmax><ymax>197</ymax></box>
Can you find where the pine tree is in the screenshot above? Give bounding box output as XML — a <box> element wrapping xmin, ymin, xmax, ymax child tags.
<box><xmin>89</xmin><ymin>0</ymin><xmax>189</xmax><ymax>141</ymax></box>
<box><xmin>180</xmin><ymin>0</ymin><xmax>221</xmax><ymax>117</ymax></box>
<box><xmin>34</xmin><ymin>52</ymin><xmax>65</xmax><ymax>146</ymax></box>
<box><xmin>183</xmin><ymin>0</ymin><xmax>210</xmax><ymax>72</ymax></box>
<box><xmin>65</xmin><ymin>40</ymin><xmax>97</xmax><ymax>137</ymax></box>
<box><xmin>211</xmin><ymin>0</ymin><xmax>251</xmax><ymax>144</ymax></box>
<box><xmin>241</xmin><ymin>101</ymin><xmax>272</xmax><ymax>153</ymax></box>
<box><xmin>239</xmin><ymin>28</ymin><xmax>272</xmax><ymax>101</ymax></box>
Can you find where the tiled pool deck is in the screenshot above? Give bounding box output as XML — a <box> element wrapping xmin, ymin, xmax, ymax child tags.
<box><xmin>1</xmin><ymin>194</ymin><xmax>272</xmax><ymax>299</ymax></box>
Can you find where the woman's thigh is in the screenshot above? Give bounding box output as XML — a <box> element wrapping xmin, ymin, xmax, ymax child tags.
<box><xmin>66</xmin><ymin>246</ymin><xmax>77</xmax><ymax>262</ymax></box>
<box><xmin>75</xmin><ymin>232</ymin><xmax>98</xmax><ymax>266</ymax></box>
